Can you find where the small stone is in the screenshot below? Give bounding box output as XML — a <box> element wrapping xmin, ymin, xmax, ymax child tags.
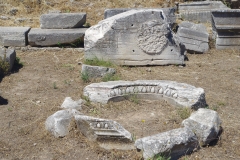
<box><xmin>146</xmin><ymin>68</ymin><xmax>151</xmax><ymax>72</ymax></box>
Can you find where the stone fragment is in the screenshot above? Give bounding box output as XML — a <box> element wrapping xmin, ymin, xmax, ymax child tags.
<box><xmin>28</xmin><ymin>28</ymin><xmax>87</xmax><ymax>46</ymax></box>
<box><xmin>211</xmin><ymin>10</ymin><xmax>240</xmax><ymax>49</ymax></box>
<box><xmin>60</xmin><ymin>97</ymin><xmax>84</xmax><ymax>111</ymax></box>
<box><xmin>0</xmin><ymin>27</ymin><xmax>31</xmax><ymax>47</ymax></box>
<box><xmin>45</xmin><ymin>109</ymin><xmax>81</xmax><ymax>137</ymax></box>
<box><xmin>74</xmin><ymin>115</ymin><xmax>132</xmax><ymax>141</ymax></box>
<box><xmin>40</xmin><ymin>13</ymin><xmax>86</xmax><ymax>29</ymax></box>
<box><xmin>9</xmin><ymin>8</ymin><xmax>18</xmax><ymax>15</ymax></box>
<box><xmin>104</xmin><ymin>8</ymin><xmax>176</xmax><ymax>27</ymax></box>
<box><xmin>0</xmin><ymin>16</ymin><xmax>9</xmax><ymax>20</ymax></box>
<box><xmin>182</xmin><ymin>108</ymin><xmax>221</xmax><ymax>146</ymax></box>
<box><xmin>85</xmin><ymin>9</ymin><xmax>185</xmax><ymax>66</ymax></box>
<box><xmin>83</xmin><ymin>80</ymin><xmax>206</xmax><ymax>109</ymax></box>
<box><xmin>177</xmin><ymin>1</ymin><xmax>229</xmax><ymax>23</ymax></box>
<box><xmin>135</xmin><ymin>127</ymin><xmax>198</xmax><ymax>159</ymax></box>
<box><xmin>177</xmin><ymin>21</ymin><xmax>209</xmax><ymax>53</ymax></box>
<box><xmin>81</xmin><ymin>64</ymin><xmax>116</xmax><ymax>78</ymax></box>
<box><xmin>15</xmin><ymin>18</ymin><xmax>29</xmax><ymax>23</ymax></box>
<box><xmin>0</xmin><ymin>48</ymin><xmax>16</xmax><ymax>71</ymax></box>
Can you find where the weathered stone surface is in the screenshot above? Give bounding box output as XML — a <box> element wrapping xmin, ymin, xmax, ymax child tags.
<box><xmin>60</xmin><ymin>97</ymin><xmax>84</xmax><ymax>111</ymax></box>
<box><xmin>28</xmin><ymin>28</ymin><xmax>87</xmax><ymax>46</ymax></box>
<box><xmin>135</xmin><ymin>127</ymin><xmax>198</xmax><ymax>159</ymax></box>
<box><xmin>0</xmin><ymin>27</ymin><xmax>31</xmax><ymax>47</ymax></box>
<box><xmin>182</xmin><ymin>108</ymin><xmax>221</xmax><ymax>146</ymax></box>
<box><xmin>75</xmin><ymin>115</ymin><xmax>132</xmax><ymax>141</ymax></box>
<box><xmin>211</xmin><ymin>10</ymin><xmax>240</xmax><ymax>49</ymax></box>
<box><xmin>0</xmin><ymin>16</ymin><xmax>9</xmax><ymax>20</ymax></box>
<box><xmin>83</xmin><ymin>80</ymin><xmax>206</xmax><ymax>109</ymax></box>
<box><xmin>0</xmin><ymin>48</ymin><xmax>16</xmax><ymax>71</ymax></box>
<box><xmin>45</xmin><ymin>109</ymin><xmax>81</xmax><ymax>137</ymax></box>
<box><xmin>177</xmin><ymin>21</ymin><xmax>209</xmax><ymax>53</ymax></box>
<box><xmin>81</xmin><ymin>64</ymin><xmax>116</xmax><ymax>78</ymax></box>
<box><xmin>85</xmin><ymin>9</ymin><xmax>185</xmax><ymax>66</ymax></box>
<box><xmin>40</xmin><ymin>13</ymin><xmax>86</xmax><ymax>29</ymax></box>
<box><xmin>104</xmin><ymin>8</ymin><xmax>176</xmax><ymax>27</ymax></box>
<box><xmin>177</xmin><ymin>1</ymin><xmax>229</xmax><ymax>23</ymax></box>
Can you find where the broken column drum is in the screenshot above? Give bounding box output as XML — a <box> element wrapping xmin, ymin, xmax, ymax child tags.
<box><xmin>84</xmin><ymin>9</ymin><xmax>185</xmax><ymax>66</ymax></box>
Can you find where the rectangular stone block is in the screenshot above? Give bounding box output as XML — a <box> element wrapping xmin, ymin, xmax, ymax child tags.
<box><xmin>211</xmin><ymin>10</ymin><xmax>240</xmax><ymax>49</ymax></box>
<box><xmin>0</xmin><ymin>27</ymin><xmax>31</xmax><ymax>47</ymax></box>
<box><xmin>177</xmin><ymin>1</ymin><xmax>229</xmax><ymax>23</ymax></box>
<box><xmin>28</xmin><ymin>28</ymin><xmax>87</xmax><ymax>47</ymax></box>
<box><xmin>0</xmin><ymin>48</ymin><xmax>16</xmax><ymax>71</ymax></box>
<box><xmin>40</xmin><ymin>13</ymin><xmax>86</xmax><ymax>29</ymax></box>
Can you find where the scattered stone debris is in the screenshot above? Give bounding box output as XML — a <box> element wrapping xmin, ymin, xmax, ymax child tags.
<box><xmin>81</xmin><ymin>64</ymin><xmax>116</xmax><ymax>78</ymax></box>
<box><xmin>177</xmin><ymin>21</ymin><xmax>209</xmax><ymax>53</ymax></box>
<box><xmin>45</xmin><ymin>109</ymin><xmax>81</xmax><ymax>138</ymax></box>
<box><xmin>0</xmin><ymin>15</ymin><xmax>9</xmax><ymax>20</ymax></box>
<box><xmin>0</xmin><ymin>27</ymin><xmax>31</xmax><ymax>47</ymax></box>
<box><xmin>0</xmin><ymin>48</ymin><xmax>16</xmax><ymax>71</ymax></box>
<box><xmin>85</xmin><ymin>9</ymin><xmax>185</xmax><ymax>66</ymax></box>
<box><xmin>211</xmin><ymin>9</ymin><xmax>240</xmax><ymax>49</ymax></box>
<box><xmin>176</xmin><ymin>1</ymin><xmax>229</xmax><ymax>23</ymax></box>
<box><xmin>83</xmin><ymin>80</ymin><xmax>206</xmax><ymax>109</ymax></box>
<box><xmin>135</xmin><ymin>127</ymin><xmax>199</xmax><ymax>159</ymax></box>
<box><xmin>182</xmin><ymin>108</ymin><xmax>222</xmax><ymax>146</ymax></box>
<box><xmin>9</xmin><ymin>8</ymin><xmax>18</xmax><ymax>16</ymax></box>
<box><xmin>40</xmin><ymin>13</ymin><xmax>86</xmax><ymax>29</ymax></box>
<box><xmin>60</xmin><ymin>97</ymin><xmax>84</xmax><ymax>111</ymax></box>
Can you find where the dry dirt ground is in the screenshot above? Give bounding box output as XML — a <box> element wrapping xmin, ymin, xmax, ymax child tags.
<box><xmin>0</xmin><ymin>0</ymin><xmax>240</xmax><ymax>160</ymax></box>
<box><xmin>0</xmin><ymin>48</ymin><xmax>240</xmax><ymax>160</ymax></box>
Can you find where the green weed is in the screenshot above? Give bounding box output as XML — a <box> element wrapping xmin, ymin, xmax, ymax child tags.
<box><xmin>81</xmin><ymin>71</ymin><xmax>90</xmax><ymax>83</ymax></box>
<box><xmin>0</xmin><ymin>55</ymin><xmax>10</xmax><ymax>76</ymax></box>
<box><xmin>177</xmin><ymin>107</ymin><xmax>192</xmax><ymax>120</ymax></box>
<box><xmin>84</xmin><ymin>56</ymin><xmax>114</xmax><ymax>68</ymax></box>
<box><xmin>129</xmin><ymin>93</ymin><xmax>140</xmax><ymax>104</ymax></box>
<box><xmin>53</xmin><ymin>82</ymin><xmax>58</xmax><ymax>89</ymax></box>
<box><xmin>102</xmin><ymin>73</ymin><xmax>120</xmax><ymax>82</ymax></box>
<box><xmin>148</xmin><ymin>154</ymin><xmax>171</xmax><ymax>160</ymax></box>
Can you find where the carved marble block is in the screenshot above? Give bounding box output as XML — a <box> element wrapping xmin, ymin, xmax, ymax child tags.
<box><xmin>84</xmin><ymin>9</ymin><xmax>185</xmax><ymax>66</ymax></box>
<box><xmin>83</xmin><ymin>80</ymin><xmax>206</xmax><ymax>109</ymax></box>
<box><xmin>75</xmin><ymin>115</ymin><xmax>132</xmax><ymax>141</ymax></box>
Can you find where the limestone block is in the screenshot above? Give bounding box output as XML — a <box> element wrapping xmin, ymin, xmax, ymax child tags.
<box><xmin>28</xmin><ymin>28</ymin><xmax>87</xmax><ymax>46</ymax></box>
<box><xmin>83</xmin><ymin>80</ymin><xmax>206</xmax><ymax>109</ymax></box>
<box><xmin>177</xmin><ymin>1</ymin><xmax>229</xmax><ymax>23</ymax></box>
<box><xmin>211</xmin><ymin>10</ymin><xmax>240</xmax><ymax>49</ymax></box>
<box><xmin>0</xmin><ymin>27</ymin><xmax>31</xmax><ymax>47</ymax></box>
<box><xmin>0</xmin><ymin>48</ymin><xmax>16</xmax><ymax>71</ymax></box>
<box><xmin>85</xmin><ymin>9</ymin><xmax>185</xmax><ymax>66</ymax></box>
<box><xmin>60</xmin><ymin>97</ymin><xmax>84</xmax><ymax>111</ymax></box>
<box><xmin>45</xmin><ymin>109</ymin><xmax>81</xmax><ymax>137</ymax></box>
<box><xmin>81</xmin><ymin>64</ymin><xmax>116</xmax><ymax>78</ymax></box>
<box><xmin>135</xmin><ymin>127</ymin><xmax>198</xmax><ymax>159</ymax></box>
<box><xmin>182</xmin><ymin>108</ymin><xmax>221</xmax><ymax>146</ymax></box>
<box><xmin>74</xmin><ymin>115</ymin><xmax>132</xmax><ymax>141</ymax></box>
<box><xmin>104</xmin><ymin>8</ymin><xmax>176</xmax><ymax>27</ymax></box>
<box><xmin>40</xmin><ymin>13</ymin><xmax>86</xmax><ymax>29</ymax></box>
<box><xmin>177</xmin><ymin>21</ymin><xmax>209</xmax><ymax>53</ymax></box>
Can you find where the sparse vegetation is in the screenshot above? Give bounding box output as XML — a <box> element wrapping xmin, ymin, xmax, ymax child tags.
<box><xmin>53</xmin><ymin>82</ymin><xmax>58</xmax><ymax>89</ymax></box>
<box><xmin>177</xmin><ymin>107</ymin><xmax>192</xmax><ymax>120</ymax></box>
<box><xmin>84</xmin><ymin>56</ymin><xmax>115</xmax><ymax>68</ymax></box>
<box><xmin>0</xmin><ymin>55</ymin><xmax>10</xmax><ymax>76</ymax></box>
<box><xmin>149</xmin><ymin>154</ymin><xmax>171</xmax><ymax>160</ymax></box>
<box><xmin>102</xmin><ymin>73</ymin><xmax>120</xmax><ymax>82</ymax></box>
<box><xmin>81</xmin><ymin>71</ymin><xmax>90</xmax><ymax>83</ymax></box>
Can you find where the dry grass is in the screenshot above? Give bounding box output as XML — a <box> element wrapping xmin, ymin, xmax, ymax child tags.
<box><xmin>0</xmin><ymin>0</ymin><xmax>175</xmax><ymax>27</ymax></box>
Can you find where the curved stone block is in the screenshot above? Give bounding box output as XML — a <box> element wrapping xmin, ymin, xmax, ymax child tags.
<box><xmin>182</xmin><ymin>108</ymin><xmax>221</xmax><ymax>146</ymax></box>
<box><xmin>84</xmin><ymin>9</ymin><xmax>185</xmax><ymax>66</ymax></box>
<box><xmin>75</xmin><ymin>115</ymin><xmax>132</xmax><ymax>141</ymax></box>
<box><xmin>83</xmin><ymin>80</ymin><xmax>206</xmax><ymax>109</ymax></box>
